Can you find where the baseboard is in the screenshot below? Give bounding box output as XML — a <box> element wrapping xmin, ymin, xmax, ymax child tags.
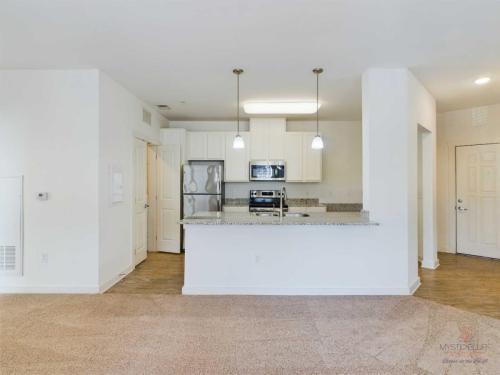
<box><xmin>182</xmin><ymin>285</ymin><xmax>419</xmax><ymax>296</ymax></box>
<box><xmin>408</xmin><ymin>277</ymin><xmax>421</xmax><ymax>295</ymax></box>
<box><xmin>0</xmin><ymin>285</ymin><xmax>100</xmax><ymax>294</ymax></box>
<box><xmin>99</xmin><ymin>265</ymin><xmax>134</xmax><ymax>293</ymax></box>
<box><xmin>421</xmin><ymin>258</ymin><xmax>440</xmax><ymax>269</ymax></box>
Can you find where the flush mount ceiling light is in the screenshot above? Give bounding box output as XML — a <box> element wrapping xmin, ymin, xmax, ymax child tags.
<box><xmin>232</xmin><ymin>68</ymin><xmax>245</xmax><ymax>149</ymax></box>
<box><xmin>243</xmin><ymin>101</ymin><xmax>320</xmax><ymax>115</ymax></box>
<box><xmin>311</xmin><ymin>68</ymin><xmax>324</xmax><ymax>150</ymax></box>
<box><xmin>475</xmin><ymin>76</ymin><xmax>491</xmax><ymax>85</ymax></box>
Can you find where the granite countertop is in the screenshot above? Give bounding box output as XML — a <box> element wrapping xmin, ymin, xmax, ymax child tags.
<box><xmin>180</xmin><ymin>212</ymin><xmax>378</xmax><ymax>226</ymax></box>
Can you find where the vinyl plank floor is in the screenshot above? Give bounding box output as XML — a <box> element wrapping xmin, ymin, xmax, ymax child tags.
<box><xmin>416</xmin><ymin>252</ymin><xmax>500</xmax><ymax>320</ymax></box>
<box><xmin>107</xmin><ymin>252</ymin><xmax>184</xmax><ymax>294</ymax></box>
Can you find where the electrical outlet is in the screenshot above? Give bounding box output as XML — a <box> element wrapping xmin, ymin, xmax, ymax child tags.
<box><xmin>41</xmin><ymin>253</ymin><xmax>48</xmax><ymax>264</ymax></box>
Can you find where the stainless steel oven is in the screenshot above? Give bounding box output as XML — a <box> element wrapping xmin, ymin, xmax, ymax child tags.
<box><xmin>249</xmin><ymin>190</ymin><xmax>288</xmax><ymax>212</ymax></box>
<box><xmin>249</xmin><ymin>160</ymin><xmax>286</xmax><ymax>181</ymax></box>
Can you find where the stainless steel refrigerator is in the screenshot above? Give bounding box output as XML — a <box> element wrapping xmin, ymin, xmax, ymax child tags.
<box><xmin>182</xmin><ymin>161</ymin><xmax>224</xmax><ymax>218</ymax></box>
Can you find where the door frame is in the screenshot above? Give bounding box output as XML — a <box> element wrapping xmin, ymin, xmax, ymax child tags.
<box><xmin>454</xmin><ymin>142</ymin><xmax>500</xmax><ymax>253</ymax></box>
<box><xmin>132</xmin><ymin>136</ymin><xmax>161</xmax><ymax>266</ymax></box>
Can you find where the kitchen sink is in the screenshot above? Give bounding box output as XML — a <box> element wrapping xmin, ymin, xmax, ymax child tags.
<box><xmin>252</xmin><ymin>212</ymin><xmax>310</xmax><ymax>217</ymax></box>
<box><xmin>253</xmin><ymin>212</ymin><xmax>278</xmax><ymax>217</ymax></box>
<box><xmin>284</xmin><ymin>212</ymin><xmax>310</xmax><ymax>217</ymax></box>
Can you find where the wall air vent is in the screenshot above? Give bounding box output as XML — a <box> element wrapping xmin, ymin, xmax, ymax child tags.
<box><xmin>142</xmin><ymin>108</ymin><xmax>152</xmax><ymax>126</ymax></box>
<box><xmin>0</xmin><ymin>246</ymin><xmax>16</xmax><ymax>271</ymax></box>
<box><xmin>0</xmin><ymin>176</ymin><xmax>23</xmax><ymax>276</ymax></box>
<box><xmin>472</xmin><ymin>107</ymin><xmax>488</xmax><ymax>127</ymax></box>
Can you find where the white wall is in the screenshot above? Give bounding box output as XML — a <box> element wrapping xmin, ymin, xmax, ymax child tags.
<box><xmin>0</xmin><ymin>69</ymin><xmax>166</xmax><ymax>293</ymax></box>
<box><xmin>437</xmin><ymin>103</ymin><xmax>500</xmax><ymax>252</ymax></box>
<box><xmin>98</xmin><ymin>72</ymin><xmax>165</xmax><ymax>291</ymax></box>
<box><xmin>0</xmin><ymin>70</ymin><xmax>100</xmax><ymax>292</ymax></box>
<box><xmin>362</xmin><ymin>68</ymin><xmax>436</xmax><ymax>292</ymax></box>
<box><xmin>169</xmin><ymin>120</ymin><xmax>362</xmax><ymax>203</ymax></box>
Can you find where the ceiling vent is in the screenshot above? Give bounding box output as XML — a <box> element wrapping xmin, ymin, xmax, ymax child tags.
<box><xmin>142</xmin><ymin>109</ymin><xmax>152</xmax><ymax>126</ymax></box>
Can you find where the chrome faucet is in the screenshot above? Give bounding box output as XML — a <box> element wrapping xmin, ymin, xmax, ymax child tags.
<box><xmin>279</xmin><ymin>186</ymin><xmax>287</xmax><ymax>219</ymax></box>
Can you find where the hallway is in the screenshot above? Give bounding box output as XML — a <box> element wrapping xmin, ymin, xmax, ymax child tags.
<box><xmin>108</xmin><ymin>252</ymin><xmax>184</xmax><ymax>295</ymax></box>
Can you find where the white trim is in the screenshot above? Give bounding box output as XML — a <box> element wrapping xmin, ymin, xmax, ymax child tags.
<box><xmin>99</xmin><ymin>264</ymin><xmax>134</xmax><ymax>293</ymax></box>
<box><xmin>408</xmin><ymin>277</ymin><xmax>421</xmax><ymax>294</ymax></box>
<box><xmin>182</xmin><ymin>284</ymin><xmax>420</xmax><ymax>296</ymax></box>
<box><xmin>0</xmin><ymin>285</ymin><xmax>100</xmax><ymax>294</ymax></box>
<box><xmin>421</xmin><ymin>259</ymin><xmax>440</xmax><ymax>270</ymax></box>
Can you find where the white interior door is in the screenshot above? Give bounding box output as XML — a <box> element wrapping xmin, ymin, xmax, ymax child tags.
<box><xmin>157</xmin><ymin>144</ymin><xmax>181</xmax><ymax>253</ymax></box>
<box><xmin>456</xmin><ymin>144</ymin><xmax>500</xmax><ymax>259</ymax></box>
<box><xmin>134</xmin><ymin>138</ymin><xmax>148</xmax><ymax>265</ymax></box>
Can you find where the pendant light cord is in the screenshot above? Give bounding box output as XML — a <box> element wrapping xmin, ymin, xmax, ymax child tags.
<box><xmin>316</xmin><ymin>72</ymin><xmax>319</xmax><ymax>136</ymax></box>
<box><xmin>237</xmin><ymin>72</ymin><xmax>240</xmax><ymax>136</ymax></box>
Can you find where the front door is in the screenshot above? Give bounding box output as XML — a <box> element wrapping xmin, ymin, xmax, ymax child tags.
<box><xmin>456</xmin><ymin>144</ymin><xmax>500</xmax><ymax>259</ymax></box>
<box><xmin>134</xmin><ymin>138</ymin><xmax>148</xmax><ymax>265</ymax></box>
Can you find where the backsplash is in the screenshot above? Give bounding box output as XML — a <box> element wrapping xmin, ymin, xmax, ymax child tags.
<box><xmin>224</xmin><ymin>198</ymin><xmax>362</xmax><ymax>212</ymax></box>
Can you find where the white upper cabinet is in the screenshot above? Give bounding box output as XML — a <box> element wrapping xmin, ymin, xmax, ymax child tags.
<box><xmin>249</xmin><ymin>118</ymin><xmax>285</xmax><ymax>160</ymax></box>
<box><xmin>284</xmin><ymin>132</ymin><xmax>322</xmax><ymax>182</ymax></box>
<box><xmin>186</xmin><ymin>132</ymin><xmax>226</xmax><ymax>160</ymax></box>
<box><xmin>186</xmin><ymin>132</ymin><xmax>207</xmax><ymax>160</ymax></box>
<box><xmin>284</xmin><ymin>133</ymin><xmax>303</xmax><ymax>182</ymax></box>
<box><xmin>206</xmin><ymin>132</ymin><xmax>226</xmax><ymax>160</ymax></box>
<box><xmin>225</xmin><ymin>132</ymin><xmax>250</xmax><ymax>182</ymax></box>
<box><xmin>183</xmin><ymin>121</ymin><xmax>321</xmax><ymax>182</ymax></box>
<box><xmin>302</xmin><ymin>132</ymin><xmax>322</xmax><ymax>182</ymax></box>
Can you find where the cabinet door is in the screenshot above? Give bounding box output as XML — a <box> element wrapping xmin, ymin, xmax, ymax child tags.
<box><xmin>302</xmin><ymin>133</ymin><xmax>322</xmax><ymax>182</ymax></box>
<box><xmin>186</xmin><ymin>132</ymin><xmax>207</xmax><ymax>160</ymax></box>
<box><xmin>206</xmin><ymin>132</ymin><xmax>226</xmax><ymax>160</ymax></box>
<box><xmin>250</xmin><ymin>122</ymin><xmax>268</xmax><ymax>160</ymax></box>
<box><xmin>284</xmin><ymin>133</ymin><xmax>303</xmax><ymax>181</ymax></box>
<box><xmin>225</xmin><ymin>132</ymin><xmax>250</xmax><ymax>182</ymax></box>
<box><xmin>267</xmin><ymin>124</ymin><xmax>285</xmax><ymax>160</ymax></box>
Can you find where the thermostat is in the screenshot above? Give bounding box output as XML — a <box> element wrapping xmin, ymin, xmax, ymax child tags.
<box><xmin>37</xmin><ymin>192</ymin><xmax>49</xmax><ymax>201</ymax></box>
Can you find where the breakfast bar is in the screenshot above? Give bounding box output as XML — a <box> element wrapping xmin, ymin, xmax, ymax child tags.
<box><xmin>180</xmin><ymin>212</ymin><xmax>421</xmax><ymax>296</ymax></box>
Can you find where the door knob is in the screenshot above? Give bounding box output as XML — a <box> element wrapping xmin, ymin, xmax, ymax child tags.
<box><xmin>456</xmin><ymin>206</ymin><xmax>468</xmax><ymax>211</ymax></box>
<box><xmin>144</xmin><ymin>204</ymin><xmax>150</xmax><ymax>209</ymax></box>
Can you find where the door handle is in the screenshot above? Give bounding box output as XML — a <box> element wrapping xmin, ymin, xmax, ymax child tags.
<box><xmin>144</xmin><ymin>204</ymin><xmax>150</xmax><ymax>209</ymax></box>
<box><xmin>456</xmin><ymin>206</ymin><xmax>468</xmax><ymax>211</ymax></box>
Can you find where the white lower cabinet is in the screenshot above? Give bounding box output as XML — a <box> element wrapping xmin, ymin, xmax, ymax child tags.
<box><xmin>284</xmin><ymin>132</ymin><xmax>322</xmax><ymax>182</ymax></box>
<box><xmin>224</xmin><ymin>132</ymin><xmax>250</xmax><ymax>182</ymax></box>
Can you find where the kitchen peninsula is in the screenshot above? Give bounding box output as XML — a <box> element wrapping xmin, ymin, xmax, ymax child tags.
<box><xmin>179</xmin><ymin>212</ymin><xmax>421</xmax><ymax>296</ymax></box>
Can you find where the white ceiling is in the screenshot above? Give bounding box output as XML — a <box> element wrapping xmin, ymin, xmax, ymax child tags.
<box><xmin>1</xmin><ymin>0</ymin><xmax>500</xmax><ymax>120</ymax></box>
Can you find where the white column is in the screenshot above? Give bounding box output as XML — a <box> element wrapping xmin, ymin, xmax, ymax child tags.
<box><xmin>421</xmin><ymin>129</ymin><xmax>439</xmax><ymax>269</ymax></box>
<box><xmin>362</xmin><ymin>68</ymin><xmax>437</xmax><ymax>291</ymax></box>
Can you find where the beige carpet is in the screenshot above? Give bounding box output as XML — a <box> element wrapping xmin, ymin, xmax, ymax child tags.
<box><xmin>1</xmin><ymin>295</ymin><xmax>499</xmax><ymax>374</ymax></box>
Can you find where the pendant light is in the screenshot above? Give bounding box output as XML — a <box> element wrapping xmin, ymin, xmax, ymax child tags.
<box><xmin>232</xmin><ymin>68</ymin><xmax>245</xmax><ymax>149</ymax></box>
<box><xmin>311</xmin><ymin>68</ymin><xmax>324</xmax><ymax>150</ymax></box>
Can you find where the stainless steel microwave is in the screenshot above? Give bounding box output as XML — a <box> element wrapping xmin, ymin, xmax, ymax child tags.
<box><xmin>249</xmin><ymin>160</ymin><xmax>286</xmax><ymax>181</ymax></box>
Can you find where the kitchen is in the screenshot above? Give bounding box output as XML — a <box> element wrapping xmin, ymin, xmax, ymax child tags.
<box><xmin>150</xmin><ymin>68</ymin><xmax>436</xmax><ymax>296</ymax></box>
<box><xmin>3</xmin><ymin>2</ymin><xmax>500</xmax><ymax>373</ymax></box>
